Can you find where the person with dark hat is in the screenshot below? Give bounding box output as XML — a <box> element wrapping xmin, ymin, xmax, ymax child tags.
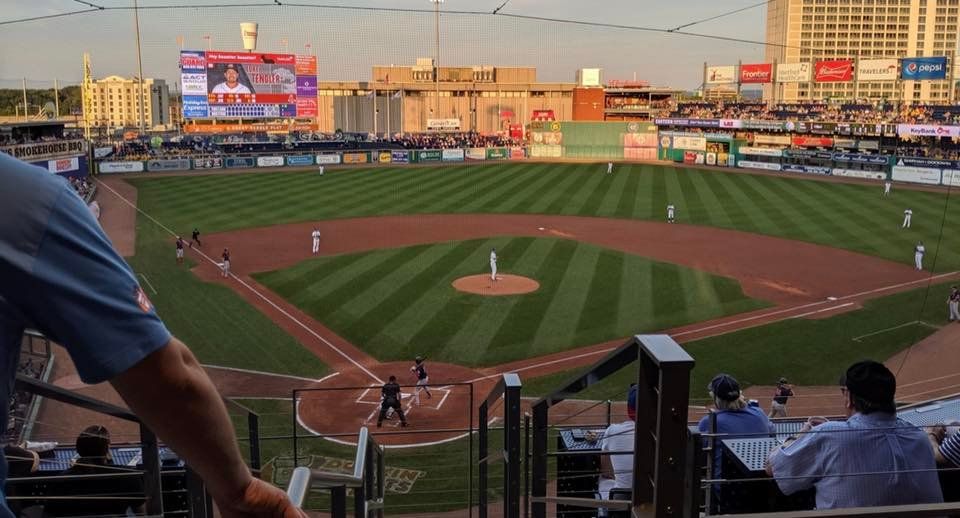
<box><xmin>212</xmin><ymin>63</ymin><xmax>252</xmax><ymax>94</ymax></box>
<box><xmin>766</xmin><ymin>360</ymin><xmax>942</xmax><ymax>509</ymax></box>
<box><xmin>698</xmin><ymin>373</ymin><xmax>774</xmax><ymax>512</ymax></box>
<box><xmin>377</xmin><ymin>375</ymin><xmax>408</xmax><ymax>428</ymax></box>
<box><xmin>769</xmin><ymin>377</ymin><xmax>794</xmax><ymax>418</ymax></box>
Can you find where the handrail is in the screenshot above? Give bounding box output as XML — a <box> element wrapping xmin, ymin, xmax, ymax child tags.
<box><xmin>15</xmin><ymin>374</ymin><xmax>139</xmax><ymax>422</ymax></box>
<box><xmin>478</xmin><ymin>373</ymin><xmax>522</xmax><ymax>518</ymax></box>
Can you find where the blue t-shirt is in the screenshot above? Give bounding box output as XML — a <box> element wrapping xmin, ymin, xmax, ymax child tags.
<box><xmin>0</xmin><ymin>153</ymin><xmax>171</xmax><ymax>516</ymax></box>
<box><xmin>698</xmin><ymin>406</ymin><xmax>775</xmax><ymax>480</ymax></box>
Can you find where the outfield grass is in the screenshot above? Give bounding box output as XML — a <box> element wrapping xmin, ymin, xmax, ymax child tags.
<box><xmin>130</xmin><ymin>163</ymin><xmax>960</xmax><ymax>272</ymax></box>
<box><xmin>520</xmin><ymin>280</ymin><xmax>957</xmax><ymax>402</ymax></box>
<box><xmin>253</xmin><ymin>237</ymin><xmax>766</xmax><ymax>366</ymax></box>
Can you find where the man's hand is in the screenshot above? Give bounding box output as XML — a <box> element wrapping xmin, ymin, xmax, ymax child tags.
<box><xmin>217</xmin><ymin>478</ymin><xmax>307</xmax><ymax>518</ymax></box>
<box><xmin>927</xmin><ymin>425</ymin><xmax>947</xmax><ymax>443</ymax></box>
<box><xmin>800</xmin><ymin>416</ymin><xmax>828</xmax><ymax>434</ymax></box>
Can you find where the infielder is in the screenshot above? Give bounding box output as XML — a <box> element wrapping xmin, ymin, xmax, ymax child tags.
<box><xmin>667</xmin><ymin>204</ymin><xmax>676</xmax><ymax>223</ymax></box>
<box><xmin>883</xmin><ymin>181</ymin><xmax>892</xmax><ymax>197</ymax></box>
<box><xmin>915</xmin><ymin>240</ymin><xmax>925</xmax><ymax>271</ymax></box>
<box><xmin>311</xmin><ymin>227</ymin><xmax>321</xmax><ymax>254</ymax></box>
<box><xmin>175</xmin><ymin>236</ymin><xmax>185</xmax><ymax>265</ymax></box>
<box><xmin>410</xmin><ymin>356</ymin><xmax>431</xmax><ymax>406</ymax></box>
<box><xmin>221</xmin><ymin>248</ymin><xmax>231</xmax><ymax>278</ymax></box>
<box><xmin>490</xmin><ymin>247</ymin><xmax>498</xmax><ymax>281</ymax></box>
<box><xmin>190</xmin><ymin>228</ymin><xmax>202</xmax><ymax>248</ymax></box>
<box><xmin>318</xmin><ymin>165</ymin><xmax>325</xmax><ymax>176</ymax></box>
<box><xmin>903</xmin><ymin>208</ymin><xmax>913</xmax><ymax>228</ymax></box>
<box><xmin>948</xmin><ymin>286</ymin><xmax>960</xmax><ymax>322</ymax></box>
<box><xmin>607</xmin><ymin>162</ymin><xmax>613</xmax><ymax>174</ymax></box>
<box><xmin>377</xmin><ymin>375</ymin><xmax>407</xmax><ymax>427</ymax></box>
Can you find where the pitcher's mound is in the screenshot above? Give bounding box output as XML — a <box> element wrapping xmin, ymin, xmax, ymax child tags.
<box><xmin>452</xmin><ymin>274</ymin><xmax>540</xmax><ymax>296</ymax></box>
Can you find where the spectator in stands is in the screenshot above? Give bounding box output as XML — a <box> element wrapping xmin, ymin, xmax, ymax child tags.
<box><xmin>4</xmin><ymin>444</ymin><xmax>38</xmax><ymax>477</ymax></box>
<box><xmin>766</xmin><ymin>360</ymin><xmax>943</xmax><ymax>509</ymax></box>
<box><xmin>698</xmin><ymin>373</ymin><xmax>775</xmax><ymax>513</ymax></box>
<box><xmin>926</xmin><ymin>422</ymin><xmax>960</xmax><ymax>467</ymax></box>
<box><xmin>0</xmin><ymin>153</ymin><xmax>305</xmax><ymax>517</ymax></box>
<box><xmin>597</xmin><ymin>385</ymin><xmax>637</xmax><ymax>507</ymax></box>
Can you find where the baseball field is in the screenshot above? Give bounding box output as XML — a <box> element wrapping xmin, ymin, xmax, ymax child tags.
<box><xmin>99</xmin><ymin>161</ymin><xmax>960</xmax><ymax>512</ymax></box>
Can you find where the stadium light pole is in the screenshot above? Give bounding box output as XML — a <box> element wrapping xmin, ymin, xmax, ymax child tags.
<box><xmin>430</xmin><ymin>0</ymin><xmax>443</xmax><ymax>119</ymax></box>
<box><xmin>133</xmin><ymin>0</ymin><xmax>146</xmax><ymax>133</ymax></box>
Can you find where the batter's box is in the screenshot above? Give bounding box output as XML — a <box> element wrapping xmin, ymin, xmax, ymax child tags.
<box><xmin>356</xmin><ymin>385</ymin><xmax>453</xmax><ymax>425</ymax></box>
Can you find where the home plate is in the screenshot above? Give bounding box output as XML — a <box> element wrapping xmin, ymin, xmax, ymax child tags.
<box><xmin>827</xmin><ymin>296</ymin><xmax>838</xmax><ymax>301</ymax></box>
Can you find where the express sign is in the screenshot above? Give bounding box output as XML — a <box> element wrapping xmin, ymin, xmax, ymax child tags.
<box><xmin>814</xmin><ymin>60</ymin><xmax>854</xmax><ymax>82</ymax></box>
<box><xmin>739</xmin><ymin>63</ymin><xmax>773</xmax><ymax>84</ymax></box>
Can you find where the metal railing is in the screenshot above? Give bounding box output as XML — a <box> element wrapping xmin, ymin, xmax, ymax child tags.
<box><xmin>286</xmin><ymin>426</ymin><xmax>385</xmax><ymax>518</ymax></box>
<box><xmin>477</xmin><ymin>373</ymin><xmax>522</xmax><ymax>518</ymax></box>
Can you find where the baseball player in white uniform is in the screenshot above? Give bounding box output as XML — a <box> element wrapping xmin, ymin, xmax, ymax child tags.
<box><xmin>915</xmin><ymin>241</ymin><xmax>925</xmax><ymax>270</ymax></box>
<box><xmin>607</xmin><ymin>162</ymin><xmax>613</xmax><ymax>174</ymax></box>
<box><xmin>490</xmin><ymin>248</ymin><xmax>498</xmax><ymax>281</ymax></box>
<box><xmin>903</xmin><ymin>208</ymin><xmax>913</xmax><ymax>228</ymax></box>
<box><xmin>667</xmin><ymin>204</ymin><xmax>676</xmax><ymax>223</ymax></box>
<box><xmin>221</xmin><ymin>248</ymin><xmax>231</xmax><ymax>278</ymax></box>
<box><xmin>318</xmin><ymin>165</ymin><xmax>325</xmax><ymax>176</ymax></box>
<box><xmin>883</xmin><ymin>181</ymin><xmax>892</xmax><ymax>197</ymax></box>
<box><xmin>311</xmin><ymin>227</ymin><xmax>321</xmax><ymax>254</ymax></box>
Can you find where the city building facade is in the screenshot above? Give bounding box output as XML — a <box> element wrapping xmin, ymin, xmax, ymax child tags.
<box><xmin>88</xmin><ymin>76</ymin><xmax>170</xmax><ymax>130</ymax></box>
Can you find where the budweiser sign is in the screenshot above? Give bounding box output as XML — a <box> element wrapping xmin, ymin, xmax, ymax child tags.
<box><xmin>739</xmin><ymin>63</ymin><xmax>773</xmax><ymax>84</ymax></box>
<box><xmin>815</xmin><ymin>60</ymin><xmax>854</xmax><ymax>82</ymax></box>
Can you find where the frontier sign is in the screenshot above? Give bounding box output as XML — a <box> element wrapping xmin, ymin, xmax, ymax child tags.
<box><xmin>739</xmin><ymin>63</ymin><xmax>773</xmax><ymax>84</ymax></box>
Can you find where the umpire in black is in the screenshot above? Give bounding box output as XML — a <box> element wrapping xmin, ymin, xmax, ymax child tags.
<box><xmin>377</xmin><ymin>375</ymin><xmax>408</xmax><ymax>427</ymax></box>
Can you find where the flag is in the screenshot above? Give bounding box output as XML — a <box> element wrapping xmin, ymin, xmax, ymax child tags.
<box><xmin>366</xmin><ymin>91</ymin><xmax>375</xmax><ymax>99</ymax></box>
<box><xmin>393</xmin><ymin>90</ymin><xmax>402</xmax><ymax>99</ymax></box>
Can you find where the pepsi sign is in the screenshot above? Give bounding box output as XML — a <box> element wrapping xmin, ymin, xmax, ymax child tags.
<box><xmin>901</xmin><ymin>57</ymin><xmax>948</xmax><ymax>80</ymax></box>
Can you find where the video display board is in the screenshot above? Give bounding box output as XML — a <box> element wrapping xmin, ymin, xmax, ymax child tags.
<box><xmin>180</xmin><ymin>50</ymin><xmax>317</xmax><ymax>119</ymax></box>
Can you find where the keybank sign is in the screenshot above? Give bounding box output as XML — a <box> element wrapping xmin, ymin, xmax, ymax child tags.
<box><xmin>901</xmin><ymin>57</ymin><xmax>948</xmax><ymax>80</ymax></box>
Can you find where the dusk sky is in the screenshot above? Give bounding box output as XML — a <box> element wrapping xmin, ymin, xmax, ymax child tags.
<box><xmin>0</xmin><ymin>0</ymin><xmax>770</xmax><ymax>90</ymax></box>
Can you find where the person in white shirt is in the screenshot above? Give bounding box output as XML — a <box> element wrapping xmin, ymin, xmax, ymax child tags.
<box><xmin>607</xmin><ymin>162</ymin><xmax>613</xmax><ymax>174</ymax></box>
<box><xmin>902</xmin><ymin>208</ymin><xmax>913</xmax><ymax>229</ymax></box>
<box><xmin>915</xmin><ymin>240</ymin><xmax>925</xmax><ymax>271</ymax></box>
<box><xmin>883</xmin><ymin>181</ymin><xmax>892</xmax><ymax>197</ymax></box>
<box><xmin>667</xmin><ymin>204</ymin><xmax>676</xmax><ymax>223</ymax></box>
<box><xmin>598</xmin><ymin>386</ymin><xmax>637</xmax><ymax>507</ymax></box>
<box><xmin>211</xmin><ymin>64</ymin><xmax>252</xmax><ymax>95</ymax></box>
<box><xmin>318</xmin><ymin>165</ymin><xmax>325</xmax><ymax>176</ymax></box>
<box><xmin>489</xmin><ymin>248</ymin><xmax>498</xmax><ymax>281</ymax></box>
<box><xmin>311</xmin><ymin>227</ymin><xmax>321</xmax><ymax>255</ymax></box>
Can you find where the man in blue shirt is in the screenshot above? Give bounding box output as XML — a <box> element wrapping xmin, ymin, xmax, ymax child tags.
<box><xmin>0</xmin><ymin>153</ymin><xmax>304</xmax><ymax>517</ymax></box>
<box><xmin>766</xmin><ymin>360</ymin><xmax>943</xmax><ymax>510</ymax></box>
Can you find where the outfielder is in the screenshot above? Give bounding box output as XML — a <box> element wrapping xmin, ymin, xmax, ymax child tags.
<box><xmin>377</xmin><ymin>375</ymin><xmax>407</xmax><ymax>427</ymax></box>
<box><xmin>175</xmin><ymin>236</ymin><xmax>185</xmax><ymax>265</ymax></box>
<box><xmin>606</xmin><ymin>162</ymin><xmax>613</xmax><ymax>174</ymax></box>
<box><xmin>948</xmin><ymin>286</ymin><xmax>960</xmax><ymax>322</ymax></box>
<box><xmin>318</xmin><ymin>165</ymin><xmax>325</xmax><ymax>176</ymax></box>
<box><xmin>221</xmin><ymin>248</ymin><xmax>231</xmax><ymax>278</ymax></box>
<box><xmin>883</xmin><ymin>181</ymin><xmax>892</xmax><ymax>197</ymax></box>
<box><xmin>490</xmin><ymin>247</ymin><xmax>498</xmax><ymax>281</ymax></box>
<box><xmin>903</xmin><ymin>208</ymin><xmax>913</xmax><ymax>228</ymax></box>
<box><xmin>311</xmin><ymin>227</ymin><xmax>321</xmax><ymax>254</ymax></box>
<box><xmin>667</xmin><ymin>204</ymin><xmax>676</xmax><ymax>223</ymax></box>
<box><xmin>411</xmin><ymin>356</ymin><xmax>431</xmax><ymax>406</ymax></box>
<box><xmin>915</xmin><ymin>240</ymin><xmax>925</xmax><ymax>271</ymax></box>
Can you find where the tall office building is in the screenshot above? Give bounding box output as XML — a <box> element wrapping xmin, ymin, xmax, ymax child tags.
<box><xmin>88</xmin><ymin>76</ymin><xmax>169</xmax><ymax>129</ymax></box>
<box><xmin>765</xmin><ymin>0</ymin><xmax>959</xmax><ymax>103</ymax></box>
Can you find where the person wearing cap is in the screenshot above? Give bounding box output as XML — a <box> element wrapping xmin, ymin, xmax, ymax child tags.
<box><xmin>597</xmin><ymin>386</ymin><xmax>637</xmax><ymax>508</ymax></box>
<box><xmin>766</xmin><ymin>360</ymin><xmax>942</xmax><ymax>509</ymax></box>
<box><xmin>769</xmin><ymin>377</ymin><xmax>794</xmax><ymax>418</ymax></box>
<box><xmin>410</xmin><ymin>355</ymin><xmax>431</xmax><ymax>406</ymax></box>
<box><xmin>211</xmin><ymin>63</ymin><xmax>252</xmax><ymax>94</ymax></box>
<box><xmin>698</xmin><ymin>373</ymin><xmax>775</xmax><ymax>511</ymax></box>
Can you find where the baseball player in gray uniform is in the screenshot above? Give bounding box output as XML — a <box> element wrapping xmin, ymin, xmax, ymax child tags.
<box><xmin>490</xmin><ymin>248</ymin><xmax>498</xmax><ymax>281</ymax></box>
<box><xmin>915</xmin><ymin>241</ymin><xmax>925</xmax><ymax>271</ymax></box>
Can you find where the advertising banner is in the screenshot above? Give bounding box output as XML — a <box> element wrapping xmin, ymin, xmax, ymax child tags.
<box><xmin>706</xmin><ymin>153</ymin><xmax>717</xmax><ymax>165</ymax></box>
<box><xmin>624</xmin><ymin>147</ymin><xmax>657</xmax><ymax>160</ymax></box>
<box><xmin>782</xmin><ymin>164</ymin><xmax>832</xmax><ymax>175</ymax></box>
<box><xmin>184</xmin><ymin>122</ymin><xmax>319</xmax><ymax>134</ymax></box>
<box><xmin>257</xmin><ymin>156</ymin><xmax>285</xmax><ymax>167</ymax></box>
<box><xmin>671</xmin><ymin>136</ymin><xmax>707</xmax><ymax>151</ymax></box>
<box><xmin>719</xmin><ymin>119</ymin><xmax>743</xmax><ymax>129</ymax></box>
<box><xmin>99</xmin><ymin>161</ymin><xmax>144</xmax><ymax>174</ymax></box>
<box><xmin>377</xmin><ymin>151</ymin><xmax>393</xmax><ymax>164</ymax></box>
<box><xmin>225</xmin><ymin>157</ymin><xmax>256</xmax><ymax>168</ymax></box>
<box><xmin>857</xmin><ymin>59</ymin><xmax>898</xmax><ymax>82</ymax></box>
<box><xmin>901</xmin><ymin>57</ymin><xmax>948</xmax><ymax>80</ymax></box>
<box><xmin>465</xmin><ymin>148</ymin><xmax>486</xmax><ymax>160</ymax></box>
<box><xmin>47</xmin><ymin>157</ymin><xmax>80</xmax><ymax>174</ymax></box>
<box><xmin>315</xmin><ymin>154</ymin><xmax>341</xmax><ymax>164</ymax></box>
<box><xmin>509</xmin><ymin>147</ymin><xmax>527</xmax><ymax>160</ymax></box>
<box><xmin>738</xmin><ymin>160</ymin><xmax>782</xmax><ymax>171</ymax></box>
<box><xmin>892</xmin><ymin>165</ymin><xmax>941</xmax><ymax>184</ymax></box>
<box><xmin>146</xmin><ymin>158</ymin><xmax>192</xmax><ymax>172</ymax></box>
<box><xmin>181</xmin><ymin>73</ymin><xmax>208</xmax><ymax>95</ymax></box>
<box><xmin>742</xmin><ymin>120</ymin><xmax>787</xmax><ymax>131</ymax></box>
<box><xmin>942</xmin><ymin>170</ymin><xmax>960</xmax><ymax>186</ymax></box>
<box><xmin>2</xmin><ymin>139</ymin><xmax>86</xmax><ymax>161</ymax></box>
<box><xmin>192</xmin><ymin>157</ymin><xmax>223</xmax><ymax>169</ymax></box>
<box><xmin>442</xmin><ymin>149</ymin><xmax>465</xmax><ymax>162</ymax></box>
<box><xmin>623</xmin><ymin>133</ymin><xmax>658</xmax><ymax>147</ymax></box>
<box><xmin>286</xmin><ymin>155</ymin><xmax>315</xmax><ymax>166</ymax></box>
<box><xmin>792</xmin><ymin>136</ymin><xmax>834</xmax><ymax>147</ymax></box>
<box><xmin>93</xmin><ymin>146</ymin><xmax>114</xmax><ymax>159</ymax></box>
<box><xmin>706</xmin><ymin>66</ymin><xmax>736</xmax><ymax>84</ymax></box>
<box><xmin>832</xmin><ymin>153</ymin><xmax>888</xmax><ymax>165</ymax></box>
<box><xmin>486</xmin><ymin>148</ymin><xmax>509</xmax><ymax>160</ymax></box>
<box><xmin>832</xmin><ymin>169</ymin><xmax>887</xmax><ymax>180</ymax></box>
<box><xmin>391</xmin><ymin>150</ymin><xmax>410</xmax><ymax>164</ymax></box>
<box><xmin>833</xmin><ymin>138</ymin><xmax>857</xmax><ymax>149</ymax></box>
<box><xmin>426</xmin><ymin>119</ymin><xmax>460</xmax><ymax>131</ymax></box>
<box><xmin>739</xmin><ymin>146</ymin><xmax>783</xmax><ymax>157</ymax></box>
<box><xmin>683</xmin><ymin>151</ymin><xmax>705</xmax><ymax>165</ymax></box>
<box><xmin>531</xmin><ymin>131</ymin><xmax>563</xmax><ymax>146</ymax></box>
<box><xmin>898</xmin><ymin>157</ymin><xmax>955</xmax><ymax>169</ymax></box>
<box><xmin>814</xmin><ymin>60</ymin><xmax>854</xmax><ymax>82</ymax></box>
<box><xmin>754</xmin><ymin>134</ymin><xmax>792</xmax><ymax>145</ymax></box>
<box><xmin>739</xmin><ymin>63</ymin><xmax>773</xmax><ymax>84</ymax></box>
<box><xmin>418</xmin><ymin>150</ymin><xmax>442</xmax><ymax>162</ymax></box>
<box><xmin>857</xmin><ymin>140</ymin><xmax>880</xmax><ymax>150</ymax></box>
<box><xmin>776</xmin><ymin>62</ymin><xmax>812</xmax><ymax>83</ymax></box>
<box><xmin>896</xmin><ymin>124</ymin><xmax>960</xmax><ymax>138</ymax></box>
<box><xmin>530</xmin><ymin>145</ymin><xmax>563</xmax><ymax>158</ymax></box>
<box><xmin>342</xmin><ymin>152</ymin><xmax>369</xmax><ymax>164</ymax></box>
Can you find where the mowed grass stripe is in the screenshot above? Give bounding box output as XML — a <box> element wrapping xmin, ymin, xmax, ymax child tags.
<box><xmin>457</xmin><ymin>163</ymin><xmax>556</xmax><ymax>213</ymax></box>
<box><xmin>575</xmin><ymin>249</ymin><xmax>622</xmax><ymax>338</ymax></box>
<box><xmin>546</xmin><ymin>168</ymin><xmax>603</xmax><ymax>214</ymax></box>
<box><xmin>525</xmin><ymin>169</ymin><xmax>592</xmax><ymax>214</ymax></box>
<box><xmin>790</xmin><ymin>179</ymin><xmax>898</xmax><ymax>257</ymax></box>
<box><xmin>400</xmin><ymin>163</ymin><xmax>532</xmax><ymax>214</ymax></box>
<box><xmin>696</xmin><ymin>171</ymin><xmax>761</xmax><ymax>233</ymax></box>
<box><xmin>735</xmin><ymin>174</ymin><xmax>814</xmax><ymax>241</ymax></box>
<box><xmin>617</xmin><ymin>251</ymin><xmax>655</xmax><ymax>331</ymax></box>
<box><xmin>722</xmin><ymin>174</ymin><xmax>789</xmax><ymax>236</ymax></box>
<box><xmin>671</xmin><ymin>168</ymin><xmax>709</xmax><ymax>223</ymax></box>
<box><xmin>559</xmin><ymin>168</ymin><xmax>611</xmax><ymax>215</ymax></box>
<box><xmin>529</xmin><ymin>242</ymin><xmax>600</xmax><ymax>355</ymax></box>
<box><xmin>385</xmin><ymin>164</ymin><xmax>495</xmax><ymax>214</ymax></box>
<box><xmin>579</xmin><ymin>165</ymin><xmax>627</xmax><ymax>216</ymax></box>
<box><xmin>650</xmin><ymin>262</ymin><xmax>684</xmax><ymax>324</ymax></box>
<box><xmin>612</xmin><ymin>167</ymin><xmax>642</xmax><ymax>219</ymax></box>
<box><xmin>761</xmin><ymin>176</ymin><xmax>870</xmax><ymax>250</ymax></box>
<box><xmin>685</xmin><ymin>169</ymin><xmax>735</xmax><ymax>228</ymax></box>
<box><xmin>662</xmin><ymin>167</ymin><xmax>689</xmax><ymax>224</ymax></box>
<box><xmin>591</xmin><ymin>165</ymin><xmax>634</xmax><ymax>218</ymax></box>
<box><xmin>431</xmin><ymin>163</ymin><xmax>541</xmax><ymax>213</ymax></box>
<box><xmin>499</xmin><ymin>163</ymin><xmax>581</xmax><ymax>213</ymax></box>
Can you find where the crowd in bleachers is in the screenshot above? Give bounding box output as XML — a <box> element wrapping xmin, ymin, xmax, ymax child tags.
<box><xmin>664</xmin><ymin>100</ymin><xmax>960</xmax><ymax>124</ymax></box>
<box><xmin>7</xmin><ymin>355</ymin><xmax>47</xmax><ymax>444</ymax></box>
<box><xmin>379</xmin><ymin>132</ymin><xmax>522</xmax><ymax>150</ymax></box>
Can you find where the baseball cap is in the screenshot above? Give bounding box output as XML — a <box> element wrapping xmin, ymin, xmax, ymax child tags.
<box><xmin>778</xmin><ymin>377</ymin><xmax>788</xmax><ymax>384</ymax></box>
<box><xmin>627</xmin><ymin>384</ymin><xmax>637</xmax><ymax>412</ymax></box>
<box><xmin>709</xmin><ymin>374</ymin><xmax>741</xmax><ymax>402</ymax></box>
<box><xmin>224</xmin><ymin>63</ymin><xmax>237</xmax><ymax>71</ymax></box>
<box><xmin>841</xmin><ymin>360</ymin><xmax>896</xmax><ymax>412</ymax></box>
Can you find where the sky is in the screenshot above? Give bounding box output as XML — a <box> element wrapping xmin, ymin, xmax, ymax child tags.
<box><xmin>0</xmin><ymin>0</ymin><xmax>770</xmax><ymax>91</ymax></box>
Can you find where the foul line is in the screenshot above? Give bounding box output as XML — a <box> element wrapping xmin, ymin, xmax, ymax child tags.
<box><xmin>852</xmin><ymin>320</ymin><xmax>922</xmax><ymax>342</ymax></box>
<box><xmin>138</xmin><ymin>273</ymin><xmax>158</xmax><ymax>294</ymax></box>
<box><xmin>201</xmin><ymin>364</ymin><xmax>338</xmax><ymax>384</ymax></box>
<box><xmin>96</xmin><ymin>179</ymin><xmax>383</xmax><ymax>385</ymax></box>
